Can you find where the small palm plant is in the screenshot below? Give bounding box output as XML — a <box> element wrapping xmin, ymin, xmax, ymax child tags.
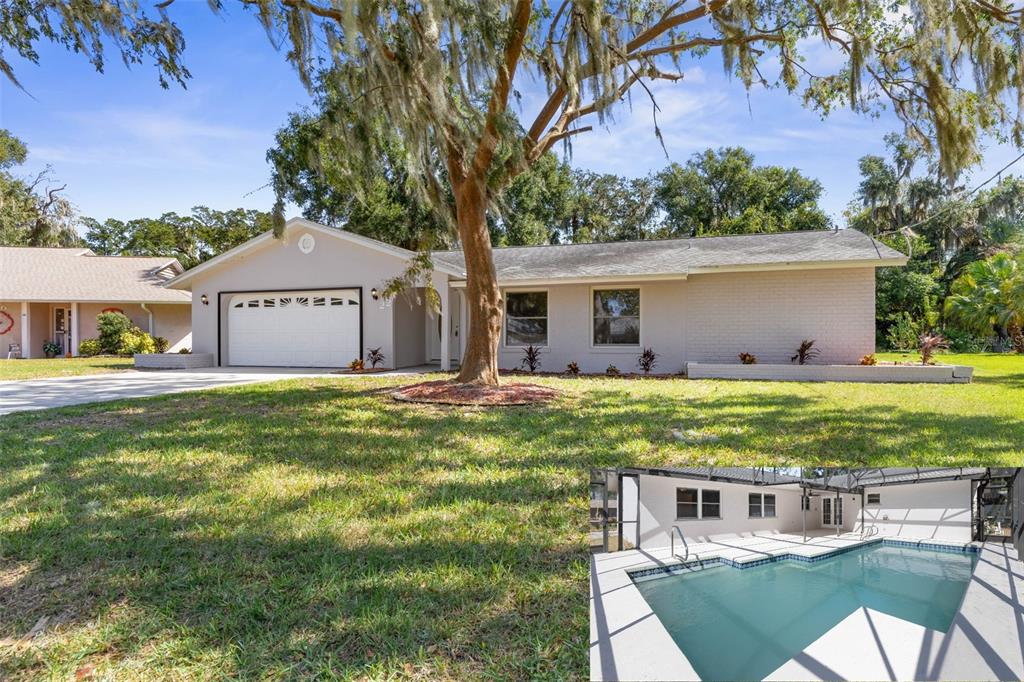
<box><xmin>366</xmin><ymin>346</ymin><xmax>385</xmax><ymax>368</ymax></box>
<box><xmin>565</xmin><ymin>361</ymin><xmax>580</xmax><ymax>377</ymax></box>
<box><xmin>637</xmin><ymin>347</ymin><xmax>658</xmax><ymax>374</ymax></box>
<box><xmin>945</xmin><ymin>253</ymin><xmax>1024</xmax><ymax>353</ymax></box>
<box><xmin>791</xmin><ymin>339</ymin><xmax>820</xmax><ymax>365</ymax></box>
<box><xmin>918</xmin><ymin>333</ymin><xmax>949</xmax><ymax>365</ymax></box>
<box><xmin>520</xmin><ymin>345</ymin><xmax>542</xmax><ymax>373</ymax></box>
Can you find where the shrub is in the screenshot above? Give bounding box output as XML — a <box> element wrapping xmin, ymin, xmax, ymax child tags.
<box><xmin>178</xmin><ymin>347</ymin><xmax>192</xmax><ymax>354</ymax></box>
<box><xmin>153</xmin><ymin>336</ymin><xmax>169</xmax><ymax>353</ymax></box>
<box><xmin>520</xmin><ymin>345</ymin><xmax>542</xmax><ymax>373</ymax></box>
<box><xmin>349</xmin><ymin>358</ymin><xmax>365</xmax><ymax>371</ymax></box>
<box><xmin>42</xmin><ymin>340</ymin><xmax>61</xmax><ymax>357</ymax></box>
<box><xmin>606</xmin><ymin>364</ymin><xmax>620</xmax><ymax>376</ymax></box>
<box><xmin>790</xmin><ymin>339</ymin><xmax>820</xmax><ymax>365</ymax></box>
<box><xmin>941</xmin><ymin>327</ymin><xmax>988</xmax><ymax>354</ymax></box>
<box><xmin>120</xmin><ymin>327</ymin><xmax>156</xmax><ymax>355</ymax></box>
<box><xmin>78</xmin><ymin>338</ymin><xmax>102</xmax><ymax>357</ymax></box>
<box><xmin>96</xmin><ymin>312</ymin><xmax>133</xmax><ymax>354</ymax></box>
<box><xmin>565</xmin><ymin>361</ymin><xmax>580</xmax><ymax>376</ymax></box>
<box><xmin>885</xmin><ymin>312</ymin><xmax>921</xmax><ymax>351</ymax></box>
<box><xmin>637</xmin><ymin>347</ymin><xmax>658</xmax><ymax>374</ymax></box>
<box><xmin>859</xmin><ymin>354</ymin><xmax>877</xmax><ymax>366</ymax></box>
<box><xmin>918</xmin><ymin>333</ymin><xmax>949</xmax><ymax>365</ymax></box>
<box><xmin>738</xmin><ymin>352</ymin><xmax>757</xmax><ymax>365</ymax></box>
<box><xmin>366</xmin><ymin>346</ymin><xmax>385</xmax><ymax>368</ymax></box>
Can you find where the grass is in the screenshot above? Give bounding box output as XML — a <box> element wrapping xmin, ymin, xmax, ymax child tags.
<box><xmin>0</xmin><ymin>352</ymin><xmax>1021</xmax><ymax>680</ymax></box>
<box><xmin>0</xmin><ymin>357</ymin><xmax>134</xmax><ymax>381</ymax></box>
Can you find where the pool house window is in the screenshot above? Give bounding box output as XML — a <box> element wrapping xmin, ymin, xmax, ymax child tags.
<box><xmin>748</xmin><ymin>493</ymin><xmax>776</xmax><ymax>518</ymax></box>
<box><xmin>677</xmin><ymin>488</ymin><xmax>720</xmax><ymax>520</ymax></box>
<box><xmin>593</xmin><ymin>288</ymin><xmax>640</xmax><ymax>345</ymax></box>
<box><xmin>676</xmin><ymin>488</ymin><xmax>698</xmax><ymax>519</ymax></box>
<box><xmin>505</xmin><ymin>291</ymin><xmax>548</xmax><ymax>346</ymax></box>
<box><xmin>867</xmin><ymin>493</ymin><xmax>881</xmax><ymax>505</ymax></box>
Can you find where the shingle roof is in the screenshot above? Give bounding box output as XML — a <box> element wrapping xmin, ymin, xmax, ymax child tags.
<box><xmin>0</xmin><ymin>247</ymin><xmax>190</xmax><ymax>303</ymax></box>
<box><xmin>431</xmin><ymin>229</ymin><xmax>906</xmax><ymax>282</ymax></box>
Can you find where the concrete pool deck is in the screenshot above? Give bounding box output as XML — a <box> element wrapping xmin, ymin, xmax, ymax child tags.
<box><xmin>590</xmin><ymin>531</ymin><xmax>1022</xmax><ymax>681</ymax></box>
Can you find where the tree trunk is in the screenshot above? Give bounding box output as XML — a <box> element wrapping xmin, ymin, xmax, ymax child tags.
<box><xmin>452</xmin><ymin>176</ymin><xmax>502</xmax><ymax>385</ymax></box>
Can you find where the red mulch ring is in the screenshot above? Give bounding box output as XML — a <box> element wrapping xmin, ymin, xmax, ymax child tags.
<box><xmin>391</xmin><ymin>380</ymin><xmax>561</xmax><ymax>406</ymax></box>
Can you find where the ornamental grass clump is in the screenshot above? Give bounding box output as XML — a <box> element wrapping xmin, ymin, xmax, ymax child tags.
<box><xmin>791</xmin><ymin>339</ymin><xmax>820</xmax><ymax>365</ymax></box>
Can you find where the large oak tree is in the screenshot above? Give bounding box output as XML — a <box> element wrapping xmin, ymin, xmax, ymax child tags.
<box><xmin>6</xmin><ymin>0</ymin><xmax>1024</xmax><ymax>384</ymax></box>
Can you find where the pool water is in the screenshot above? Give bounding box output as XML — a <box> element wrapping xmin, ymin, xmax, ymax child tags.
<box><xmin>633</xmin><ymin>544</ymin><xmax>977</xmax><ymax>681</ymax></box>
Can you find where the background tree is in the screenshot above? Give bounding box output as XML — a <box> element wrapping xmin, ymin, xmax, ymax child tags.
<box><xmin>8</xmin><ymin>1</ymin><xmax>1024</xmax><ymax>383</ymax></box>
<box><xmin>83</xmin><ymin>207</ymin><xmax>271</xmax><ymax>269</ymax></box>
<box><xmin>560</xmin><ymin>171</ymin><xmax>658</xmax><ymax>244</ymax></box>
<box><xmin>654</xmin><ymin>147</ymin><xmax>829</xmax><ymax>236</ymax></box>
<box><xmin>0</xmin><ymin>129</ymin><xmax>79</xmax><ymax>247</ymax></box>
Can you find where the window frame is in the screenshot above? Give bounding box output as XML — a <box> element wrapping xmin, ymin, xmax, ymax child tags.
<box><xmin>503</xmin><ymin>288</ymin><xmax>550</xmax><ymax>349</ymax></box>
<box><xmin>675</xmin><ymin>487</ymin><xmax>722</xmax><ymax>521</ymax></box>
<box><xmin>867</xmin><ymin>493</ymin><xmax>881</xmax><ymax>505</ymax></box>
<box><xmin>763</xmin><ymin>493</ymin><xmax>777</xmax><ymax>518</ymax></box>
<box><xmin>590</xmin><ymin>286</ymin><xmax>642</xmax><ymax>349</ymax></box>
<box><xmin>748</xmin><ymin>492</ymin><xmax>763</xmax><ymax>519</ymax></box>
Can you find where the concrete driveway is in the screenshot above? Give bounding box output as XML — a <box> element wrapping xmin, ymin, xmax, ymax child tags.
<box><xmin>0</xmin><ymin>366</ymin><xmax>432</xmax><ymax>416</ymax></box>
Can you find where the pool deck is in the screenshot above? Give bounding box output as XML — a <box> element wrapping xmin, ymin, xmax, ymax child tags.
<box><xmin>590</xmin><ymin>531</ymin><xmax>1022</xmax><ymax>681</ymax></box>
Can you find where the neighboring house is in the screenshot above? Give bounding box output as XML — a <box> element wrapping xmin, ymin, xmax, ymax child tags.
<box><xmin>0</xmin><ymin>246</ymin><xmax>192</xmax><ymax>358</ymax></box>
<box><xmin>165</xmin><ymin>218</ymin><xmax>906</xmax><ymax>370</ymax></box>
<box><xmin>592</xmin><ymin>467</ymin><xmax>1016</xmax><ymax>551</ymax></box>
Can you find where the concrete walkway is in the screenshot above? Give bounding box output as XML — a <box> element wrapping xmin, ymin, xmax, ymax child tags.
<box><xmin>591</xmin><ymin>532</ymin><xmax>1018</xmax><ymax>681</ymax></box>
<box><xmin>0</xmin><ymin>366</ymin><xmax>435</xmax><ymax>416</ymax></box>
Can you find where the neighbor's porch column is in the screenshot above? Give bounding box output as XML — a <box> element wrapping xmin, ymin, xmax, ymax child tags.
<box><xmin>71</xmin><ymin>302</ymin><xmax>79</xmax><ymax>356</ymax></box>
<box><xmin>458</xmin><ymin>288</ymin><xmax>468</xmax><ymax>364</ymax></box>
<box><xmin>433</xmin><ymin>273</ymin><xmax>451</xmax><ymax>371</ymax></box>
<box><xmin>20</xmin><ymin>301</ymin><xmax>30</xmax><ymax>358</ymax></box>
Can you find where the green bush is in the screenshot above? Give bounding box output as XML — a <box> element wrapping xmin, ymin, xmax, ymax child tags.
<box><xmin>885</xmin><ymin>312</ymin><xmax>922</xmax><ymax>351</ymax></box>
<box><xmin>119</xmin><ymin>327</ymin><xmax>157</xmax><ymax>355</ymax></box>
<box><xmin>78</xmin><ymin>338</ymin><xmax>102</xmax><ymax>357</ymax></box>
<box><xmin>153</xmin><ymin>336</ymin><xmax>169</xmax><ymax>353</ymax></box>
<box><xmin>941</xmin><ymin>327</ymin><xmax>989</xmax><ymax>353</ymax></box>
<box><xmin>96</xmin><ymin>312</ymin><xmax>133</xmax><ymax>354</ymax></box>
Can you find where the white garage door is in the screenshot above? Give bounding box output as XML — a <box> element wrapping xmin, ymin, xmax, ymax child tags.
<box><xmin>227</xmin><ymin>290</ymin><xmax>360</xmax><ymax>367</ymax></box>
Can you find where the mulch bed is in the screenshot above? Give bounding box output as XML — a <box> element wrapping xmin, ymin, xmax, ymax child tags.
<box><xmin>391</xmin><ymin>380</ymin><xmax>561</xmax><ymax>406</ymax></box>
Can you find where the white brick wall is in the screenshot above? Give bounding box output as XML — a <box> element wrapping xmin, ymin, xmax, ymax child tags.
<box><xmin>685</xmin><ymin>267</ymin><xmax>876</xmax><ymax>365</ymax></box>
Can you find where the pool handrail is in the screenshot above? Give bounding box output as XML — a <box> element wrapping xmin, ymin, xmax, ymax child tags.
<box><xmin>671</xmin><ymin>525</ymin><xmax>689</xmax><ymax>562</ymax></box>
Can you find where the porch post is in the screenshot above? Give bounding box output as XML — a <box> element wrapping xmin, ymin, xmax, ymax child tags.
<box><xmin>70</xmin><ymin>302</ymin><xmax>79</xmax><ymax>356</ymax></box>
<box><xmin>835</xmin><ymin>491</ymin><xmax>840</xmax><ymax>537</ymax></box>
<box><xmin>802</xmin><ymin>489</ymin><xmax>807</xmax><ymax>543</ymax></box>
<box><xmin>20</xmin><ymin>301</ymin><xmax>30</xmax><ymax>358</ymax></box>
<box><xmin>458</xmin><ymin>288</ymin><xmax>468</xmax><ymax>365</ymax></box>
<box><xmin>434</xmin><ymin>275</ymin><xmax>450</xmax><ymax>371</ymax></box>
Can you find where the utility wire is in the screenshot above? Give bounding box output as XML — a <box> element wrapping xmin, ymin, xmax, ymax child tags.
<box><xmin>877</xmin><ymin>150</ymin><xmax>1024</xmax><ymax>239</ymax></box>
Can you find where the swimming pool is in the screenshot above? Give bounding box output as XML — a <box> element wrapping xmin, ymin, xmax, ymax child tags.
<box><xmin>632</xmin><ymin>543</ymin><xmax>978</xmax><ymax>681</ymax></box>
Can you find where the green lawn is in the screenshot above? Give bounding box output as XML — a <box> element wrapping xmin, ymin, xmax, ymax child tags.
<box><xmin>0</xmin><ymin>357</ymin><xmax>134</xmax><ymax>381</ymax></box>
<box><xmin>0</xmin><ymin>352</ymin><xmax>1020</xmax><ymax>680</ymax></box>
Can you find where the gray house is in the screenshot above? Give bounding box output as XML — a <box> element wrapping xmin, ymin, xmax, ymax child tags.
<box><xmin>166</xmin><ymin>218</ymin><xmax>906</xmax><ymax>371</ymax></box>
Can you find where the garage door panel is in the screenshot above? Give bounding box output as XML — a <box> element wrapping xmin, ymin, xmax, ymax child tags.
<box><xmin>227</xmin><ymin>289</ymin><xmax>361</xmax><ymax>367</ymax></box>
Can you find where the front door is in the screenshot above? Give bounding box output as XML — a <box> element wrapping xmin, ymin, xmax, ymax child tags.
<box><xmin>53</xmin><ymin>306</ymin><xmax>72</xmax><ymax>355</ymax></box>
<box><xmin>428</xmin><ymin>294</ymin><xmax>461</xmax><ymax>362</ymax></box>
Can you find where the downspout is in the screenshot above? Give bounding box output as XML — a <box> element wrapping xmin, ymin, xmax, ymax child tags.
<box><xmin>140</xmin><ymin>303</ymin><xmax>154</xmax><ymax>336</ymax></box>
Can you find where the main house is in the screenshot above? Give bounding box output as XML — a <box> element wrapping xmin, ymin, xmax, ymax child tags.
<box><xmin>167</xmin><ymin>218</ymin><xmax>907</xmax><ymax>371</ymax></box>
<box><xmin>0</xmin><ymin>246</ymin><xmax>192</xmax><ymax>358</ymax></box>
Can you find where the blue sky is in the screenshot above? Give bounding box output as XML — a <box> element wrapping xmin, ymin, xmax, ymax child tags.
<box><xmin>0</xmin><ymin>3</ymin><xmax>1020</xmax><ymax>230</ymax></box>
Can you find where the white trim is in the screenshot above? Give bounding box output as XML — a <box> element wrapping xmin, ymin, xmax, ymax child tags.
<box><xmin>4</xmin><ymin>298</ymin><xmax>190</xmax><ymax>304</ymax></box>
<box><xmin>445</xmin><ymin>257</ymin><xmax>907</xmax><ymax>288</ymax></box>
<box><xmin>590</xmin><ymin>285</ymin><xmax>642</xmax><ymax>350</ymax></box>
<box><xmin>502</xmin><ymin>288</ymin><xmax>550</xmax><ymax>349</ymax></box>
<box><xmin>166</xmin><ymin>218</ymin><xmax>463</xmax><ymax>290</ymax></box>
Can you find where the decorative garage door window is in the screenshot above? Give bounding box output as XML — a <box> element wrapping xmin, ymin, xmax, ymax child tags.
<box><xmin>228</xmin><ymin>289</ymin><xmax>360</xmax><ymax>367</ymax></box>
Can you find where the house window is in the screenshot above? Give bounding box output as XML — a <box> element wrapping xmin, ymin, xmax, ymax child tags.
<box><xmin>676</xmin><ymin>488</ymin><xmax>699</xmax><ymax>519</ymax></box>
<box><xmin>702</xmin><ymin>489</ymin><xmax>721</xmax><ymax>518</ymax></box>
<box><xmin>801</xmin><ymin>496</ymin><xmax>811</xmax><ymax>511</ymax></box>
<box><xmin>748</xmin><ymin>493</ymin><xmax>762</xmax><ymax>518</ymax></box>
<box><xmin>763</xmin><ymin>494</ymin><xmax>776</xmax><ymax>518</ymax></box>
<box><xmin>505</xmin><ymin>291</ymin><xmax>548</xmax><ymax>346</ymax></box>
<box><xmin>593</xmin><ymin>289</ymin><xmax>640</xmax><ymax>345</ymax></box>
<box><xmin>867</xmin><ymin>493</ymin><xmax>880</xmax><ymax>505</ymax></box>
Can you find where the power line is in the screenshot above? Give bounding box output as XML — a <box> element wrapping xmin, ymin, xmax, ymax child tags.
<box><xmin>879</xmin><ymin>150</ymin><xmax>1024</xmax><ymax>238</ymax></box>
